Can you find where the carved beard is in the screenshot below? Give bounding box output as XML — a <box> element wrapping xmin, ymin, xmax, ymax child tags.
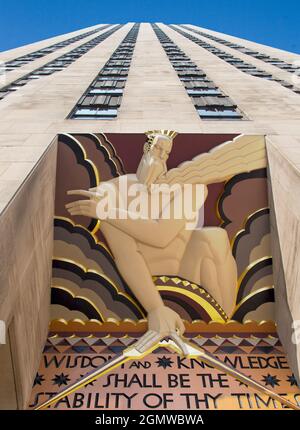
<box><xmin>136</xmin><ymin>153</ymin><xmax>167</xmax><ymax>187</ymax></box>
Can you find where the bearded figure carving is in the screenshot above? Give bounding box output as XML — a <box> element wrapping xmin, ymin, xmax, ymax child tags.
<box><xmin>66</xmin><ymin>131</ymin><xmax>266</xmax><ymax>347</ymax></box>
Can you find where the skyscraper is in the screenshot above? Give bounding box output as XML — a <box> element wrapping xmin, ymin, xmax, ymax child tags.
<box><xmin>0</xmin><ymin>23</ymin><xmax>299</xmax><ymax>410</ymax></box>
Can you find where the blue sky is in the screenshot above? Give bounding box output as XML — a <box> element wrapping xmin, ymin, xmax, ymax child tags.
<box><xmin>1</xmin><ymin>0</ymin><xmax>299</xmax><ymax>54</ymax></box>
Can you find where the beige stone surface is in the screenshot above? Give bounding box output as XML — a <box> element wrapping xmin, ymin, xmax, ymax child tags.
<box><xmin>0</xmin><ymin>329</ymin><xmax>18</xmax><ymax>409</ymax></box>
<box><xmin>119</xmin><ymin>23</ymin><xmax>200</xmax><ymax>124</ymax></box>
<box><xmin>0</xmin><ymin>21</ymin><xmax>300</xmax><ymax>403</ymax></box>
<box><xmin>1</xmin><ymin>24</ymin><xmax>118</xmax><ymax>87</ymax></box>
<box><xmin>161</xmin><ymin>23</ymin><xmax>300</xmax><ymax>125</ymax></box>
<box><xmin>0</xmin><ymin>23</ymin><xmax>104</xmax><ymax>63</ymax></box>
<box><xmin>187</xmin><ymin>24</ymin><xmax>300</xmax><ymax>62</ymax></box>
<box><xmin>0</xmin><ymin>24</ymin><xmax>132</xmax><ymax>212</ymax></box>
<box><xmin>177</xmin><ymin>25</ymin><xmax>300</xmax><ymax>90</ymax></box>
<box><xmin>267</xmin><ymin>136</ymin><xmax>300</xmax><ymax>382</ymax></box>
<box><xmin>0</xmin><ymin>140</ymin><xmax>57</xmax><ymax>408</ymax></box>
<box><xmin>267</xmin><ymin>136</ymin><xmax>300</xmax><ymax>320</ymax></box>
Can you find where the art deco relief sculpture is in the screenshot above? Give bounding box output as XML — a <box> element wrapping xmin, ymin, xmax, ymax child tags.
<box><xmin>66</xmin><ymin>131</ymin><xmax>266</xmax><ymax>347</ymax></box>
<box><xmin>36</xmin><ymin>131</ymin><xmax>299</xmax><ymax>411</ymax></box>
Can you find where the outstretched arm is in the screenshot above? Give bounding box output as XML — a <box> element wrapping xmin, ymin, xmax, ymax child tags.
<box><xmin>65</xmin><ymin>190</ymin><xmax>187</xmax><ymax>248</ymax></box>
<box><xmin>105</xmin><ymin>213</ymin><xmax>186</xmax><ymax>248</ymax></box>
<box><xmin>101</xmin><ymin>222</ymin><xmax>185</xmax><ymax>337</ymax></box>
<box><xmin>65</xmin><ymin>189</ymin><xmax>186</xmax><ymax>343</ymax></box>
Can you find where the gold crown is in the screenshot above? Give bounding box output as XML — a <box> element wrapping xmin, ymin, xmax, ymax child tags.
<box><xmin>145</xmin><ymin>130</ymin><xmax>178</xmax><ymax>145</ymax></box>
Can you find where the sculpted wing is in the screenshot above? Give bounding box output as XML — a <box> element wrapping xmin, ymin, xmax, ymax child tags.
<box><xmin>158</xmin><ymin>135</ymin><xmax>266</xmax><ymax>185</ymax></box>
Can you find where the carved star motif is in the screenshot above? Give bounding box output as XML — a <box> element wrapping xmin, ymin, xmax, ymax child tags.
<box><xmin>33</xmin><ymin>373</ymin><xmax>45</xmax><ymax>387</ymax></box>
<box><xmin>80</xmin><ymin>374</ymin><xmax>95</xmax><ymax>388</ymax></box>
<box><xmin>52</xmin><ymin>373</ymin><xmax>71</xmax><ymax>387</ymax></box>
<box><xmin>261</xmin><ymin>374</ymin><xmax>280</xmax><ymax>388</ymax></box>
<box><xmin>156</xmin><ymin>356</ymin><xmax>173</xmax><ymax>369</ymax></box>
<box><xmin>236</xmin><ymin>375</ymin><xmax>252</xmax><ymax>387</ymax></box>
<box><xmin>287</xmin><ymin>374</ymin><xmax>299</xmax><ymax>387</ymax></box>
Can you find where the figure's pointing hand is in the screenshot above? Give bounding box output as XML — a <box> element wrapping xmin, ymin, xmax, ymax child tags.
<box><xmin>67</xmin><ymin>189</ymin><xmax>96</xmax><ymax>198</ymax></box>
<box><xmin>65</xmin><ymin>189</ymin><xmax>99</xmax><ymax>219</ymax></box>
<box><xmin>133</xmin><ymin>329</ymin><xmax>189</xmax><ymax>356</ymax></box>
<box><xmin>169</xmin><ymin>330</ymin><xmax>189</xmax><ymax>356</ymax></box>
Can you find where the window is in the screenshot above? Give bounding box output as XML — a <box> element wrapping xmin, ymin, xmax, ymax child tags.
<box><xmin>172</xmin><ymin>62</ymin><xmax>197</xmax><ymax>68</ymax></box>
<box><xmin>3</xmin><ymin>25</ymin><xmax>113</xmax><ymax>72</ymax></box>
<box><xmin>187</xmin><ymin>89</ymin><xmax>222</xmax><ymax>96</ymax></box>
<box><xmin>93</xmin><ymin>77</ymin><xmax>126</xmax><ymax>83</ymax></box>
<box><xmin>0</xmin><ymin>91</ymin><xmax>9</xmax><ymax>100</ymax></box>
<box><xmin>79</xmin><ymin>94</ymin><xmax>122</xmax><ymax>108</ymax></box>
<box><xmin>178</xmin><ymin>70</ymin><xmax>206</xmax><ymax>78</ymax></box>
<box><xmin>89</xmin><ymin>89</ymin><xmax>123</xmax><ymax>95</ymax></box>
<box><xmin>69</xmin><ymin>23</ymin><xmax>140</xmax><ymax>119</ymax></box>
<box><xmin>178</xmin><ymin>24</ymin><xmax>300</xmax><ymax>94</ymax></box>
<box><xmin>101</xmin><ymin>68</ymin><xmax>129</xmax><ymax>76</ymax></box>
<box><xmin>73</xmin><ymin>108</ymin><xmax>118</xmax><ymax>119</ymax></box>
<box><xmin>197</xmin><ymin>108</ymin><xmax>243</xmax><ymax>119</ymax></box>
<box><xmin>0</xmin><ymin>25</ymin><xmax>124</xmax><ymax>102</ymax></box>
<box><xmin>151</xmin><ymin>23</ymin><xmax>243</xmax><ymax>120</ymax></box>
<box><xmin>192</xmin><ymin>95</ymin><xmax>236</xmax><ymax>109</ymax></box>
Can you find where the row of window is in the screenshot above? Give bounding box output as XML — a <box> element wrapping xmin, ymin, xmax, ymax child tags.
<box><xmin>170</xmin><ymin>25</ymin><xmax>300</xmax><ymax>95</ymax></box>
<box><xmin>70</xmin><ymin>23</ymin><xmax>140</xmax><ymax>119</ymax></box>
<box><xmin>151</xmin><ymin>24</ymin><xmax>243</xmax><ymax>120</ymax></box>
<box><xmin>0</xmin><ymin>25</ymin><xmax>124</xmax><ymax>101</ymax></box>
<box><xmin>180</xmin><ymin>25</ymin><xmax>299</xmax><ymax>75</ymax></box>
<box><xmin>3</xmin><ymin>25</ymin><xmax>113</xmax><ymax>72</ymax></box>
